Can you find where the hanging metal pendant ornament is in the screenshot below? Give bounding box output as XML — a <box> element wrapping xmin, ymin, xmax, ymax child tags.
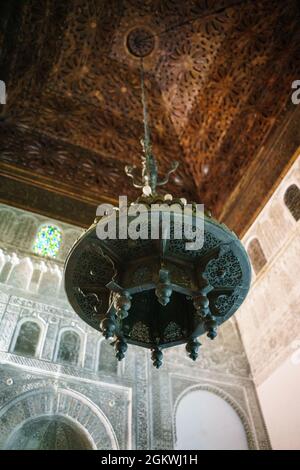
<box><xmin>64</xmin><ymin>48</ymin><xmax>251</xmax><ymax>369</ymax></box>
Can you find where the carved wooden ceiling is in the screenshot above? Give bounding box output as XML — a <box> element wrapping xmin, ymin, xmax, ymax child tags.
<box><xmin>0</xmin><ymin>0</ymin><xmax>300</xmax><ymax>234</ymax></box>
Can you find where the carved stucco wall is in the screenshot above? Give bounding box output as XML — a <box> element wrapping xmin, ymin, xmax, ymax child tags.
<box><xmin>237</xmin><ymin>156</ymin><xmax>300</xmax><ymax>384</ymax></box>
<box><xmin>237</xmin><ymin>155</ymin><xmax>300</xmax><ymax>449</ymax></box>
<box><xmin>0</xmin><ymin>202</ymin><xmax>269</xmax><ymax>449</ymax></box>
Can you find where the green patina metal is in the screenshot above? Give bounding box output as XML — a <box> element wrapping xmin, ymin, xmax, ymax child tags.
<box><xmin>64</xmin><ymin>203</ymin><xmax>251</xmax><ymax>368</ymax></box>
<box><xmin>64</xmin><ymin>59</ymin><xmax>251</xmax><ymax>368</ymax></box>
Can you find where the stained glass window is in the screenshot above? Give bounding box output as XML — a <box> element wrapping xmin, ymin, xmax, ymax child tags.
<box><xmin>33</xmin><ymin>225</ymin><xmax>62</xmax><ymax>258</ymax></box>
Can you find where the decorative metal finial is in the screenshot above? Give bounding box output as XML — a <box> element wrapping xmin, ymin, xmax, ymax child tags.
<box><xmin>125</xmin><ymin>58</ymin><xmax>178</xmax><ymax>196</ymax></box>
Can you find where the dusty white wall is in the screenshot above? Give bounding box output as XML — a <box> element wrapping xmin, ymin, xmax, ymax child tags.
<box><xmin>237</xmin><ymin>155</ymin><xmax>300</xmax><ymax>449</ymax></box>
<box><xmin>175</xmin><ymin>390</ymin><xmax>248</xmax><ymax>450</ymax></box>
<box><xmin>257</xmin><ymin>352</ymin><xmax>300</xmax><ymax>450</ymax></box>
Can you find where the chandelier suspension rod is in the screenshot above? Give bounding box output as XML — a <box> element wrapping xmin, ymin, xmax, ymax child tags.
<box><xmin>139</xmin><ymin>57</ymin><xmax>158</xmax><ymax>194</ymax></box>
<box><xmin>140</xmin><ymin>57</ymin><xmax>152</xmax><ymax>158</ymax></box>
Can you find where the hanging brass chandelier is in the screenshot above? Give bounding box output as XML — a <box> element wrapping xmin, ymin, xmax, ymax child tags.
<box><xmin>64</xmin><ymin>30</ymin><xmax>251</xmax><ymax>368</ymax></box>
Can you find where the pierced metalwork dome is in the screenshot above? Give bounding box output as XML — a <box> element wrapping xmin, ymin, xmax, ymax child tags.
<box><xmin>64</xmin><ymin>58</ymin><xmax>251</xmax><ymax>368</ymax></box>
<box><xmin>64</xmin><ymin>195</ymin><xmax>251</xmax><ymax>368</ymax></box>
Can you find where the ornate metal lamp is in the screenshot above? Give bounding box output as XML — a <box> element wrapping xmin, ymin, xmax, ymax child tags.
<box><xmin>64</xmin><ymin>37</ymin><xmax>251</xmax><ymax>368</ymax></box>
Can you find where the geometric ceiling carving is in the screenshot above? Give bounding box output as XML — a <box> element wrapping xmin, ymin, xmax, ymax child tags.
<box><xmin>1</xmin><ymin>0</ymin><xmax>300</xmax><ymax>234</ymax></box>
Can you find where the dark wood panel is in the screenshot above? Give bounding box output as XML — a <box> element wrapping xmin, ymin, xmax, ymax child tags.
<box><xmin>0</xmin><ymin>0</ymin><xmax>299</xmax><ymax>234</ymax></box>
<box><xmin>0</xmin><ymin>173</ymin><xmax>97</xmax><ymax>228</ymax></box>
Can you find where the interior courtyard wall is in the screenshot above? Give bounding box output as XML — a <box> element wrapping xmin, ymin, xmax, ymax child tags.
<box><xmin>237</xmin><ymin>155</ymin><xmax>300</xmax><ymax>449</ymax></box>
<box><xmin>0</xmin><ymin>202</ymin><xmax>269</xmax><ymax>449</ymax></box>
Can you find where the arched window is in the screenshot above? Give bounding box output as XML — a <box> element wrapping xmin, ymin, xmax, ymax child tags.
<box><xmin>0</xmin><ymin>210</ymin><xmax>16</xmax><ymax>243</ymax></box>
<box><xmin>56</xmin><ymin>330</ymin><xmax>81</xmax><ymax>366</ymax></box>
<box><xmin>284</xmin><ymin>184</ymin><xmax>300</xmax><ymax>221</ymax></box>
<box><xmin>175</xmin><ymin>389</ymin><xmax>248</xmax><ymax>450</ymax></box>
<box><xmin>33</xmin><ymin>225</ymin><xmax>62</xmax><ymax>258</ymax></box>
<box><xmin>0</xmin><ymin>261</ymin><xmax>12</xmax><ymax>283</ymax></box>
<box><xmin>98</xmin><ymin>340</ymin><xmax>118</xmax><ymax>374</ymax></box>
<box><xmin>38</xmin><ymin>268</ymin><xmax>61</xmax><ymax>297</ymax></box>
<box><xmin>247</xmin><ymin>238</ymin><xmax>267</xmax><ymax>275</ymax></box>
<box><xmin>14</xmin><ymin>215</ymin><xmax>38</xmax><ymax>250</ymax></box>
<box><xmin>8</xmin><ymin>258</ymin><xmax>33</xmax><ymax>290</ymax></box>
<box><xmin>5</xmin><ymin>416</ymin><xmax>93</xmax><ymax>450</ymax></box>
<box><xmin>13</xmin><ymin>321</ymin><xmax>41</xmax><ymax>357</ymax></box>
